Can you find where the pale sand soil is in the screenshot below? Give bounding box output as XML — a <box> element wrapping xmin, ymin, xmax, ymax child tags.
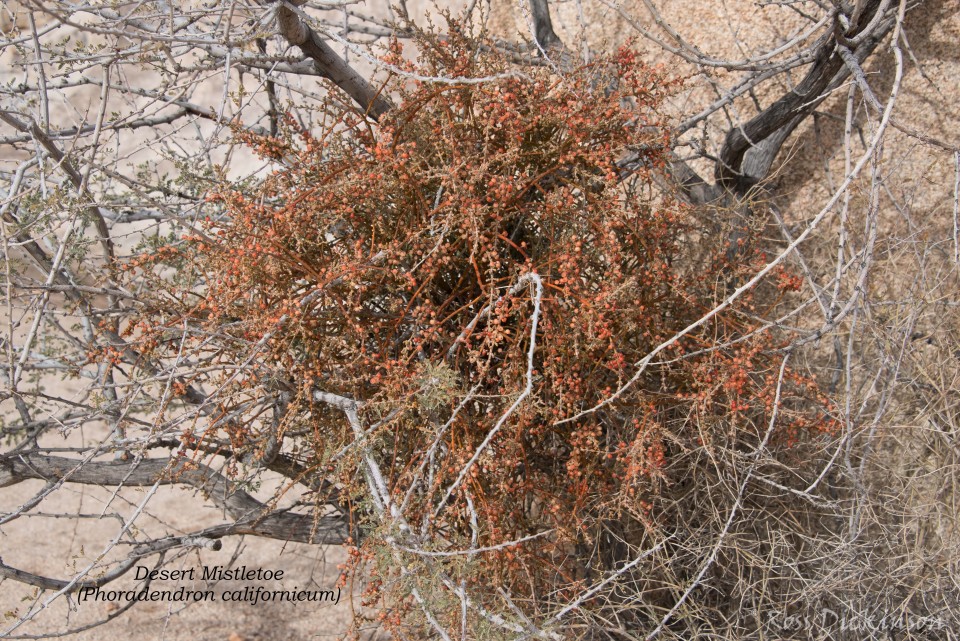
<box><xmin>2</xmin><ymin>0</ymin><xmax>958</xmax><ymax>638</ymax></box>
<box><xmin>1</xmin><ymin>438</ymin><xmax>360</xmax><ymax>640</ymax></box>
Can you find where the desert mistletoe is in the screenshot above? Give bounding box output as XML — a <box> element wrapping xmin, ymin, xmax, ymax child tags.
<box><xmin>127</xmin><ymin>28</ymin><xmax>837</xmax><ymax>639</ymax></box>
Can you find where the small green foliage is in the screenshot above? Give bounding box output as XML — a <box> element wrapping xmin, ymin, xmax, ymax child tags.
<box><xmin>415</xmin><ymin>361</ymin><xmax>460</xmax><ymax>412</ymax></box>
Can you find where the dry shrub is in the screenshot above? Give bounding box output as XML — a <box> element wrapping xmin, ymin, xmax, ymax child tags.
<box><xmin>127</xmin><ymin>28</ymin><xmax>848</xmax><ymax>639</ymax></box>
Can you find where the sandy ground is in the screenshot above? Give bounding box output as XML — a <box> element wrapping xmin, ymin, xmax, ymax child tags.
<box><xmin>1</xmin><ymin>451</ymin><xmax>361</xmax><ymax>640</ymax></box>
<box><xmin>2</xmin><ymin>0</ymin><xmax>958</xmax><ymax>638</ymax></box>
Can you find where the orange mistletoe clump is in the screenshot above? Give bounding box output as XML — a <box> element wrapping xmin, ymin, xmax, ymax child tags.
<box><xmin>128</xmin><ymin>29</ymin><xmax>836</xmax><ymax>630</ymax></box>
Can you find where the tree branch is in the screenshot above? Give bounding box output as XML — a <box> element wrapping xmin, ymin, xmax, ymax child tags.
<box><xmin>0</xmin><ymin>453</ymin><xmax>349</xmax><ymax>545</ymax></box>
<box><xmin>271</xmin><ymin>1</ymin><xmax>392</xmax><ymax>120</ymax></box>
<box><xmin>716</xmin><ymin>0</ymin><xmax>896</xmax><ymax>192</ymax></box>
<box><xmin>529</xmin><ymin>0</ymin><xmax>562</xmax><ymax>51</ymax></box>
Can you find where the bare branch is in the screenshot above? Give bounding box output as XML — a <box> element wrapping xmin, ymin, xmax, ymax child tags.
<box><xmin>0</xmin><ymin>453</ymin><xmax>349</xmax><ymax>545</ymax></box>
